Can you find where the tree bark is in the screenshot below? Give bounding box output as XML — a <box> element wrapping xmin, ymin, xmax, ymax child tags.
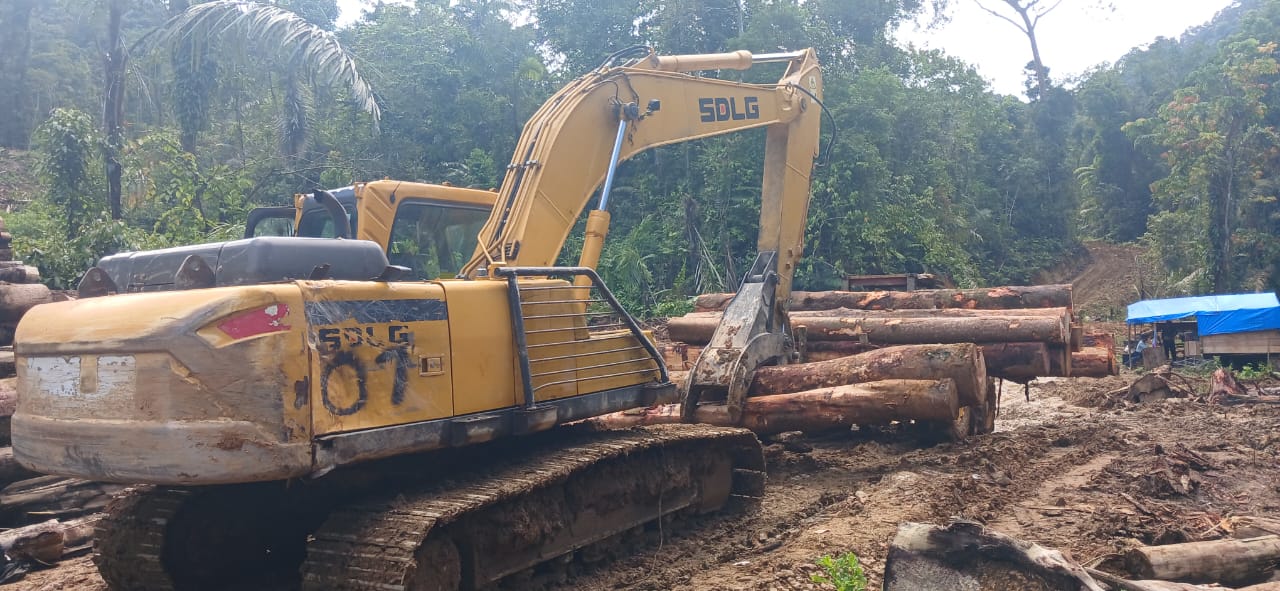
<box><xmin>1070</xmin><ymin>346</ymin><xmax>1116</xmax><ymax>378</ymax></box>
<box><xmin>885</xmin><ymin>520</ymin><xmax>1106</xmax><ymax>591</ymax></box>
<box><xmin>103</xmin><ymin>0</ymin><xmax>128</xmax><ymax>221</ymax></box>
<box><xmin>1209</xmin><ymin>369</ymin><xmax>1247</xmax><ymax>404</ymax></box>
<box><xmin>749</xmin><ymin>344</ymin><xmax>986</xmax><ymax>407</ymax></box>
<box><xmin>0</xmin><ymin>514</ymin><xmax>98</xmax><ymax>563</ymax></box>
<box><xmin>588</xmin><ymin>379</ymin><xmax>958</xmax><ymax>435</ymax></box>
<box><xmin>1125</xmin><ymin>535</ymin><xmax>1280</xmax><ymax>586</ymax></box>
<box><xmin>694</xmin><ymin>285</ymin><xmax>1072</xmax><ymax>313</ymax></box>
<box><xmin>0</xmin><ymin>281</ymin><xmax>52</xmax><ymax>321</ymax></box>
<box><xmin>0</xmin><ymin>265</ymin><xmax>41</xmax><ymax>284</ymax></box>
<box><xmin>669</xmin><ymin>311</ymin><xmax>1069</xmax><ymax>346</ymax></box>
<box><xmin>0</xmin><ymin>476</ymin><xmax>127</xmax><ymax>526</ymax></box>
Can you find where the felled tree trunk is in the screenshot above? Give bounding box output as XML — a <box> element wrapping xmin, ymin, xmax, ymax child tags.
<box><xmin>1125</xmin><ymin>535</ymin><xmax>1280</xmax><ymax>586</ymax></box>
<box><xmin>0</xmin><ymin>283</ymin><xmax>52</xmax><ymax>322</ymax></box>
<box><xmin>1070</xmin><ymin>346</ymin><xmax>1117</xmax><ymax>378</ymax></box>
<box><xmin>668</xmin><ymin>312</ymin><xmax>1069</xmax><ymax>346</ymax></box>
<box><xmin>589</xmin><ymin>379</ymin><xmax>958</xmax><ymax>435</ymax></box>
<box><xmin>791</xmin><ymin>306</ymin><xmax>1073</xmax><ymax>319</ymax></box>
<box><xmin>0</xmin><ymin>515</ymin><xmax>99</xmax><ymax>563</ymax></box>
<box><xmin>748</xmin><ymin>344</ymin><xmax>987</xmax><ymax>407</ymax></box>
<box><xmin>0</xmin><ymin>475</ymin><xmax>128</xmax><ymax>526</ymax></box>
<box><xmin>885</xmin><ymin>521</ymin><xmax>1105</xmax><ymax>591</ymax></box>
<box><xmin>1227</xmin><ymin>516</ymin><xmax>1280</xmax><ymax>539</ymax></box>
<box><xmin>694</xmin><ymin>285</ymin><xmax>1073</xmax><ymax>313</ymax></box>
<box><xmin>0</xmin><ymin>265</ymin><xmax>40</xmax><ymax>284</ymax></box>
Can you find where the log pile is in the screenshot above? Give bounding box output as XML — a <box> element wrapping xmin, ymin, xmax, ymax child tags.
<box><xmin>0</xmin><ymin>217</ymin><xmax>109</xmax><ymax>580</ymax></box>
<box><xmin>597</xmin><ymin>343</ymin><xmax>993</xmax><ymax>439</ymax></box>
<box><xmin>0</xmin><ymin>216</ymin><xmax>52</xmax><ymax>349</ymax></box>
<box><xmin>666</xmin><ymin>284</ymin><xmax>1118</xmax><ymax>381</ymax></box>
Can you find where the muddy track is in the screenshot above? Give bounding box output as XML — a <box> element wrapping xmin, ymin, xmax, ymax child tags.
<box><xmin>84</xmin><ymin>424</ymin><xmax>765</xmax><ymax>591</ymax></box>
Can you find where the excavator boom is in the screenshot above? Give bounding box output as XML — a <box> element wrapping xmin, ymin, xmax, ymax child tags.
<box><xmin>461</xmin><ymin>47</ymin><xmax>823</xmax><ymax>303</ymax></box>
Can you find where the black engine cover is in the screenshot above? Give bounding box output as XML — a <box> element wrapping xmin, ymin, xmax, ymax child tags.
<box><xmin>97</xmin><ymin>237</ymin><xmax>389</xmax><ymax>292</ymax></box>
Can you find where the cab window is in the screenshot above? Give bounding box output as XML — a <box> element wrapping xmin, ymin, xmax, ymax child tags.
<box><xmin>298</xmin><ymin>209</ymin><xmax>358</xmax><ymax>238</ymax></box>
<box><xmin>387</xmin><ymin>201</ymin><xmax>490</xmax><ymax>279</ymax></box>
<box><xmin>251</xmin><ymin>217</ymin><xmax>294</xmax><ymax>237</ymax></box>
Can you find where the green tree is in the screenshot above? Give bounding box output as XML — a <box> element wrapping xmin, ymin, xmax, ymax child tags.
<box><xmin>1128</xmin><ymin>39</ymin><xmax>1280</xmax><ymax>292</ymax></box>
<box><xmin>33</xmin><ymin>109</ymin><xmax>104</xmax><ymax>238</ymax></box>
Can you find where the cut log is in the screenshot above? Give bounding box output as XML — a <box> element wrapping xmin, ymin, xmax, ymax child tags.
<box><xmin>1227</xmin><ymin>516</ymin><xmax>1280</xmax><ymax>540</ymax></box>
<box><xmin>0</xmin><ymin>283</ymin><xmax>52</xmax><ymax>322</ymax></box>
<box><xmin>1124</xmin><ymin>535</ymin><xmax>1280</xmax><ymax>586</ymax></box>
<box><xmin>791</xmin><ymin>306</ymin><xmax>1074</xmax><ymax>319</ymax></box>
<box><xmin>884</xmin><ymin>520</ymin><xmax>1105</xmax><ymax>591</ymax></box>
<box><xmin>1048</xmin><ymin>345</ymin><xmax>1071</xmax><ymax>377</ymax></box>
<box><xmin>981</xmin><ymin>342</ymin><xmax>1051</xmax><ymax>380</ymax></box>
<box><xmin>0</xmin><ymin>514</ymin><xmax>99</xmax><ymax>564</ymax></box>
<box><xmin>669</xmin><ymin>312</ymin><xmax>1069</xmax><ymax>345</ymax></box>
<box><xmin>0</xmin><ymin>475</ymin><xmax>128</xmax><ymax>526</ymax></box>
<box><xmin>748</xmin><ymin>344</ymin><xmax>987</xmax><ymax>407</ymax></box>
<box><xmin>0</xmin><ymin>265</ymin><xmax>40</xmax><ymax>284</ymax></box>
<box><xmin>694</xmin><ymin>284</ymin><xmax>1073</xmax><ymax>313</ymax></box>
<box><xmin>802</xmin><ymin>341</ymin><xmax>883</xmax><ymax>362</ymax></box>
<box><xmin>805</xmin><ymin>341</ymin><xmax>882</xmax><ymax>355</ymax></box>
<box><xmin>1085</xmin><ymin>569</ymin><xmax>1220</xmax><ymax>591</ymax></box>
<box><xmin>588</xmin><ymin>379</ymin><xmax>958</xmax><ymax>435</ymax></box>
<box><xmin>1070</xmin><ymin>346</ymin><xmax>1117</xmax><ymax>378</ymax></box>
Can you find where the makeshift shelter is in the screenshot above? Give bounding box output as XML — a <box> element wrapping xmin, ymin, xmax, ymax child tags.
<box><xmin>1126</xmin><ymin>293</ymin><xmax>1280</xmax><ymax>360</ymax></box>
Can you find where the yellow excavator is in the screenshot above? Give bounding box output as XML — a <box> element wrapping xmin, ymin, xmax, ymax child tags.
<box><xmin>12</xmin><ymin>46</ymin><xmax>823</xmax><ymax>590</ymax></box>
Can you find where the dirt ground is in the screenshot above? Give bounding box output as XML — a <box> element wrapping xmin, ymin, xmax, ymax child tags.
<box><xmin>13</xmin><ymin>370</ymin><xmax>1280</xmax><ymax>591</ymax></box>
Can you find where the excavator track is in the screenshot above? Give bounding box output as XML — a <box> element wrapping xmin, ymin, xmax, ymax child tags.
<box><xmin>301</xmin><ymin>423</ymin><xmax>765</xmax><ymax>591</ymax></box>
<box><xmin>94</xmin><ymin>487</ymin><xmax>186</xmax><ymax>591</ymax></box>
<box><xmin>91</xmin><ymin>424</ymin><xmax>764</xmax><ymax>591</ymax></box>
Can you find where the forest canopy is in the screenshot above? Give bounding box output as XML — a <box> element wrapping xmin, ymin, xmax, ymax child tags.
<box><xmin>0</xmin><ymin>0</ymin><xmax>1277</xmax><ymax>315</ymax></box>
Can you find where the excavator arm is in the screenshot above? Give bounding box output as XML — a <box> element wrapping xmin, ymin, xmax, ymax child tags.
<box><xmin>459</xmin><ymin>48</ymin><xmax>823</xmax><ymax>424</ymax></box>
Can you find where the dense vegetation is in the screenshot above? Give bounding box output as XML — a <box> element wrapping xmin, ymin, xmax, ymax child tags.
<box><xmin>0</xmin><ymin>0</ymin><xmax>1277</xmax><ymax>312</ymax></box>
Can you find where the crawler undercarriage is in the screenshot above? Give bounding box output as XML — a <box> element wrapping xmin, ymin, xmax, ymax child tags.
<box><xmin>94</xmin><ymin>424</ymin><xmax>765</xmax><ymax>591</ymax></box>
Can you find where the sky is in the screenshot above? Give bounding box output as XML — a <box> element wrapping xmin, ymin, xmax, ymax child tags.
<box><xmin>897</xmin><ymin>0</ymin><xmax>1236</xmax><ymax>96</ymax></box>
<box><xmin>336</xmin><ymin>0</ymin><xmax>1236</xmax><ymax>97</ymax></box>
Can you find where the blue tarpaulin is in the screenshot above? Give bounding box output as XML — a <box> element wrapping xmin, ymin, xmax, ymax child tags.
<box><xmin>1126</xmin><ymin>293</ymin><xmax>1280</xmax><ymax>336</ymax></box>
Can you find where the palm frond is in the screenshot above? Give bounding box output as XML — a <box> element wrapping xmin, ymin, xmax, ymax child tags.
<box><xmin>145</xmin><ymin>1</ymin><xmax>380</xmax><ymax>127</ymax></box>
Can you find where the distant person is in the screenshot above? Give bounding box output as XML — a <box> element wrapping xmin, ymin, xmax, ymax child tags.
<box><xmin>1134</xmin><ymin>335</ymin><xmax>1150</xmax><ymax>367</ymax></box>
<box><xmin>1160</xmin><ymin>325</ymin><xmax>1178</xmax><ymax>361</ymax></box>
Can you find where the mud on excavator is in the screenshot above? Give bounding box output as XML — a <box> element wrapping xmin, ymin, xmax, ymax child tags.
<box><xmin>13</xmin><ymin>47</ymin><xmax>823</xmax><ymax>590</ymax></box>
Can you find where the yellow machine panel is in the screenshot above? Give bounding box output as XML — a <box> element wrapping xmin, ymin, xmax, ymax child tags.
<box><xmin>300</xmin><ymin>281</ymin><xmax>455</xmax><ymax>435</ymax></box>
<box><xmin>439</xmin><ymin>280</ymin><xmax>520</xmax><ymax>415</ymax></box>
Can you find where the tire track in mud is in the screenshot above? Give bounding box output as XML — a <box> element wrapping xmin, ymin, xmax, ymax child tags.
<box><xmin>562</xmin><ymin>405</ymin><xmax>1133</xmax><ymax>591</ymax></box>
